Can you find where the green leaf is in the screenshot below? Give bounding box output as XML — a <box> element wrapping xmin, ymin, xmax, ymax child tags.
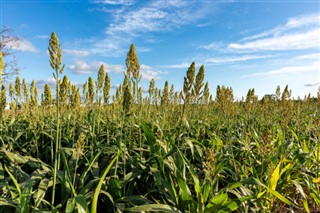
<box><xmin>270</xmin><ymin>160</ymin><xmax>282</xmax><ymax>191</ymax></box>
<box><xmin>91</xmin><ymin>151</ymin><xmax>120</xmax><ymax>213</ymax></box>
<box><xmin>0</xmin><ymin>197</ymin><xmax>18</xmax><ymax>208</ymax></box>
<box><xmin>125</xmin><ymin>204</ymin><xmax>182</xmax><ymax>212</ymax></box>
<box><xmin>210</xmin><ymin>193</ymin><xmax>228</xmax><ymax>206</ymax></box>
<box><xmin>19</xmin><ymin>179</ymin><xmax>34</xmax><ymax>213</ymax></box>
<box><xmin>267</xmin><ymin>187</ymin><xmax>294</xmax><ymax>206</ymax></box>
<box><xmin>75</xmin><ymin>195</ymin><xmax>88</xmax><ymax>213</ymax></box>
<box><xmin>65</xmin><ymin>198</ymin><xmax>76</xmax><ymax>213</ymax></box>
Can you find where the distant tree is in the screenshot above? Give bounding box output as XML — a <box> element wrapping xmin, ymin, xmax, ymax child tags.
<box><xmin>0</xmin><ymin>26</ymin><xmax>20</xmax><ymax>79</ymax></box>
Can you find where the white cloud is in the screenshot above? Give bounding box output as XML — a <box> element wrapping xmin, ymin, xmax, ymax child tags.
<box><xmin>199</xmin><ymin>42</ymin><xmax>224</xmax><ymax>50</ymax></box>
<box><xmin>92</xmin><ymin>0</ymin><xmax>135</xmax><ymax>5</ymax></box>
<box><xmin>68</xmin><ymin>60</ymin><xmax>125</xmax><ymax>74</ymax></box>
<box><xmin>205</xmin><ymin>55</ymin><xmax>271</xmax><ymax>63</ymax></box>
<box><xmin>162</xmin><ymin>62</ymin><xmax>191</xmax><ymax>69</ymax></box>
<box><xmin>36</xmin><ymin>78</ymin><xmax>57</xmax><ymax>91</ymax></box>
<box><xmin>35</xmin><ymin>35</ymin><xmax>50</xmax><ymax>39</ymax></box>
<box><xmin>285</xmin><ymin>13</ymin><xmax>320</xmax><ymax>29</ymax></box>
<box><xmin>199</xmin><ymin>13</ymin><xmax>320</xmax><ymax>53</ymax></box>
<box><xmin>295</xmin><ymin>53</ymin><xmax>320</xmax><ymax>59</ymax></box>
<box><xmin>87</xmin><ymin>0</ymin><xmax>217</xmax><ymax>56</ymax></box>
<box><xmin>64</xmin><ymin>49</ymin><xmax>90</xmax><ymax>57</ymax></box>
<box><xmin>10</xmin><ymin>39</ymin><xmax>38</xmax><ymax>53</ymax></box>
<box><xmin>250</xmin><ymin>62</ymin><xmax>319</xmax><ymax>77</ymax></box>
<box><xmin>229</xmin><ymin>28</ymin><xmax>320</xmax><ymax>51</ymax></box>
<box><xmin>242</xmin><ymin>13</ymin><xmax>320</xmax><ymax>41</ymax></box>
<box><xmin>304</xmin><ymin>81</ymin><xmax>320</xmax><ymax>87</ymax></box>
<box><xmin>140</xmin><ymin>64</ymin><xmax>166</xmax><ymax>80</ymax></box>
<box><xmin>228</xmin><ymin>13</ymin><xmax>320</xmax><ymax>52</ymax></box>
<box><xmin>20</xmin><ymin>24</ymin><xmax>28</xmax><ymax>28</ymax></box>
<box><xmin>137</xmin><ymin>47</ymin><xmax>151</xmax><ymax>53</ymax></box>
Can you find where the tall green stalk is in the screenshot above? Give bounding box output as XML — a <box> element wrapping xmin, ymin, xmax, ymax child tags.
<box><xmin>48</xmin><ymin>32</ymin><xmax>65</xmax><ymax>207</ymax></box>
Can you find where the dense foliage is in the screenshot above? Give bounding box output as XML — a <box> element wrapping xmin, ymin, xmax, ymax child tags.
<box><xmin>0</xmin><ymin>33</ymin><xmax>319</xmax><ymax>213</ymax></box>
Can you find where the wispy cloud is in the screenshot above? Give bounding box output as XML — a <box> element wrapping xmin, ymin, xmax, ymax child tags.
<box><xmin>35</xmin><ymin>35</ymin><xmax>50</xmax><ymax>39</ymax></box>
<box><xmin>161</xmin><ymin>62</ymin><xmax>191</xmax><ymax>69</ymax></box>
<box><xmin>229</xmin><ymin>29</ymin><xmax>320</xmax><ymax>51</ymax></box>
<box><xmin>68</xmin><ymin>60</ymin><xmax>125</xmax><ymax>74</ymax></box>
<box><xmin>229</xmin><ymin>13</ymin><xmax>320</xmax><ymax>51</ymax></box>
<box><xmin>64</xmin><ymin>49</ymin><xmax>90</xmax><ymax>57</ymax></box>
<box><xmin>88</xmin><ymin>0</ymin><xmax>218</xmax><ymax>56</ymax></box>
<box><xmin>199</xmin><ymin>13</ymin><xmax>320</xmax><ymax>53</ymax></box>
<box><xmin>205</xmin><ymin>55</ymin><xmax>271</xmax><ymax>63</ymax></box>
<box><xmin>105</xmin><ymin>0</ymin><xmax>215</xmax><ymax>36</ymax></box>
<box><xmin>137</xmin><ymin>47</ymin><xmax>151</xmax><ymax>53</ymax></box>
<box><xmin>12</xmin><ymin>39</ymin><xmax>38</xmax><ymax>53</ymax></box>
<box><xmin>242</xmin><ymin>13</ymin><xmax>320</xmax><ymax>41</ymax></box>
<box><xmin>250</xmin><ymin>62</ymin><xmax>319</xmax><ymax>77</ymax></box>
<box><xmin>304</xmin><ymin>81</ymin><xmax>320</xmax><ymax>87</ymax></box>
<box><xmin>20</xmin><ymin>24</ymin><xmax>28</xmax><ymax>28</ymax></box>
<box><xmin>163</xmin><ymin>55</ymin><xmax>270</xmax><ymax>69</ymax></box>
<box><xmin>140</xmin><ymin>64</ymin><xmax>166</xmax><ymax>80</ymax></box>
<box><xmin>92</xmin><ymin>0</ymin><xmax>135</xmax><ymax>6</ymax></box>
<box><xmin>198</xmin><ymin>42</ymin><xmax>224</xmax><ymax>50</ymax></box>
<box><xmin>295</xmin><ymin>53</ymin><xmax>320</xmax><ymax>59</ymax></box>
<box><xmin>36</xmin><ymin>77</ymin><xmax>56</xmax><ymax>87</ymax></box>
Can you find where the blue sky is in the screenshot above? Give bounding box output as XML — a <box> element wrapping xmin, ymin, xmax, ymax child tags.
<box><xmin>1</xmin><ymin>0</ymin><xmax>320</xmax><ymax>99</ymax></box>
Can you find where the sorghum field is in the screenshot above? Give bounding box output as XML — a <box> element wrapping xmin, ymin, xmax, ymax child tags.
<box><xmin>0</xmin><ymin>33</ymin><xmax>319</xmax><ymax>213</ymax></box>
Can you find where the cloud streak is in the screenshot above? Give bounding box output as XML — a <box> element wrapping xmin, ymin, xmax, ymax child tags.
<box><xmin>88</xmin><ymin>0</ymin><xmax>217</xmax><ymax>56</ymax></box>
<box><xmin>250</xmin><ymin>62</ymin><xmax>319</xmax><ymax>77</ymax></box>
<box><xmin>9</xmin><ymin>39</ymin><xmax>39</xmax><ymax>53</ymax></box>
<box><xmin>68</xmin><ymin>60</ymin><xmax>125</xmax><ymax>74</ymax></box>
<box><xmin>229</xmin><ymin>28</ymin><xmax>320</xmax><ymax>51</ymax></box>
<box><xmin>140</xmin><ymin>64</ymin><xmax>166</xmax><ymax>80</ymax></box>
<box><xmin>205</xmin><ymin>55</ymin><xmax>271</xmax><ymax>63</ymax></box>
<box><xmin>64</xmin><ymin>49</ymin><xmax>90</xmax><ymax>57</ymax></box>
<box><xmin>304</xmin><ymin>81</ymin><xmax>320</xmax><ymax>87</ymax></box>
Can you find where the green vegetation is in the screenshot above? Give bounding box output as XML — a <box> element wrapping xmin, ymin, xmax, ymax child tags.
<box><xmin>0</xmin><ymin>33</ymin><xmax>319</xmax><ymax>213</ymax></box>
